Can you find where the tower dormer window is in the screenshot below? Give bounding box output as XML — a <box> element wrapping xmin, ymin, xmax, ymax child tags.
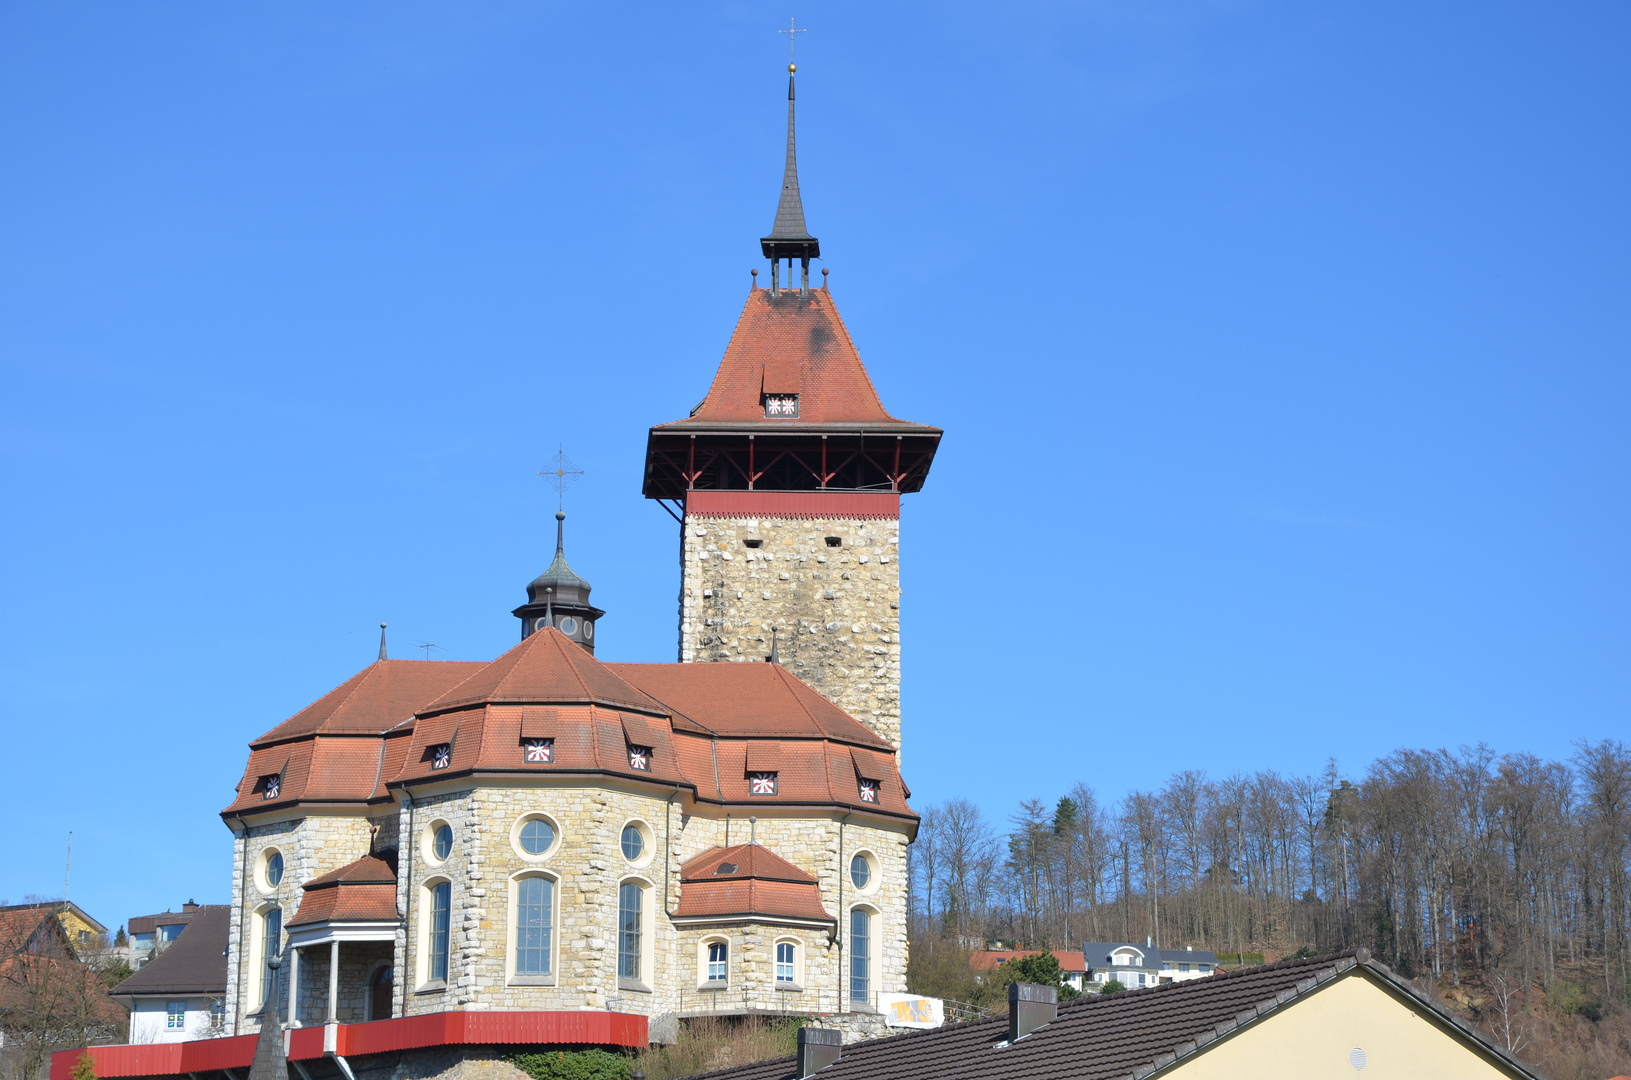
<box><xmin>858</xmin><ymin>779</ymin><xmax>879</xmax><ymax>803</ymax></box>
<box><xmin>628</xmin><ymin>746</ymin><xmax>651</xmax><ymax>771</ymax></box>
<box><xmin>430</xmin><ymin>744</ymin><xmax>451</xmax><ymax>770</ymax></box>
<box><xmin>749</xmin><ymin>772</ymin><xmax>778</xmax><ymax>795</ymax></box>
<box><xmin>523</xmin><ymin>739</ymin><xmax>553</xmax><ymax>763</ymax></box>
<box><xmin>261</xmin><ymin>775</ymin><xmax>281</xmax><ymax>800</ymax></box>
<box><xmin>764</xmin><ymin>394</ymin><xmax>799</xmax><ymax>418</ymax></box>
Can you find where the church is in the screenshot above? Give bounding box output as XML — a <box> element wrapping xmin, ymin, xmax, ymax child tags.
<box><xmin>215</xmin><ymin>63</ymin><xmax>941</xmax><ymax>1045</ymax></box>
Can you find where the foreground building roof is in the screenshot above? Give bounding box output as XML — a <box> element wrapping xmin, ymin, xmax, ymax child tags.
<box><xmin>680</xmin><ymin>950</ymin><xmax>1546</xmax><ymax>1080</ymax></box>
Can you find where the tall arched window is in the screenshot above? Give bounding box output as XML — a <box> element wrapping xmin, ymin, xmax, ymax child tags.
<box><xmin>849</xmin><ymin>909</ymin><xmax>870</xmax><ymax>1004</ymax></box>
<box><xmin>617</xmin><ymin>882</ymin><xmax>643</xmax><ymax>980</ymax></box>
<box><xmin>515</xmin><ymin>876</ymin><xmax>553</xmax><ymax>976</ymax></box>
<box><xmin>428</xmin><ymin>882</ymin><xmax>451</xmax><ymax>983</ymax></box>
<box><xmin>259</xmin><ymin>908</ymin><xmax>282</xmax><ymax>1008</ymax></box>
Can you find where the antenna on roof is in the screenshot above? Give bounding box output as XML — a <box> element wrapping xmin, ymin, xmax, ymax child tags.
<box><xmin>378</xmin><ymin>623</ymin><xmax>388</xmax><ymax>661</ymax></box>
<box><xmin>63</xmin><ymin>831</ymin><xmax>71</xmax><ymax>903</ymax></box>
<box><xmin>409</xmin><ymin>640</ymin><xmax>443</xmax><ymax>661</ymax></box>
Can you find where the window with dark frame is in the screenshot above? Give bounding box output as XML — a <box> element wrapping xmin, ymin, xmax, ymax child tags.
<box><xmin>858</xmin><ymin>779</ymin><xmax>879</xmax><ymax>803</ymax></box>
<box><xmin>523</xmin><ymin>738</ymin><xmax>553</xmax><ymax>763</ymax></box>
<box><xmin>749</xmin><ymin>771</ymin><xmax>778</xmax><ymax>796</ymax></box>
<box><xmin>764</xmin><ymin>394</ymin><xmax>798</xmax><ymax>418</ymax></box>
<box><xmin>627</xmin><ymin>745</ymin><xmax>651</xmax><ymax>771</ymax></box>
<box><xmin>261</xmin><ymin>775</ymin><xmax>281</xmax><ymax>800</ymax></box>
<box><xmin>430</xmin><ymin>744</ymin><xmax>451</xmax><ymax>770</ymax></box>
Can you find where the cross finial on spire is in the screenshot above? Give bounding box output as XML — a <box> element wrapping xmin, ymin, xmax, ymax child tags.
<box><xmin>778</xmin><ymin>17</ymin><xmax>807</xmax><ymax>65</ymax></box>
<box><xmin>537</xmin><ymin>445</ymin><xmax>584</xmax><ymax>513</ymax></box>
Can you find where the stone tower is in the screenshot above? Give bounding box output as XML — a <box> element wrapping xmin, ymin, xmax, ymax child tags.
<box><xmin>642</xmin><ymin>66</ymin><xmax>941</xmax><ymax>749</ymax></box>
<box><xmin>512</xmin><ymin>511</ymin><xmax>605</xmax><ymax>651</ymax></box>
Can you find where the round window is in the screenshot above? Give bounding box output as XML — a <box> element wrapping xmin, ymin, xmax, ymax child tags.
<box><xmin>433</xmin><ymin>824</ymin><xmax>453</xmax><ymax>860</ymax></box>
<box><xmin>584</xmin><ymin>621</ymin><xmax>594</xmax><ymax>640</ymax></box>
<box><xmin>520</xmin><ymin>818</ymin><xmax>556</xmax><ymax>856</ymax></box>
<box><xmin>850</xmin><ymin>853</ymin><xmax>870</xmax><ymax>890</ymax></box>
<box><xmin>266</xmin><ymin>851</ymin><xmax>284</xmax><ymax>887</ymax></box>
<box><xmin>534</xmin><ymin>617</ymin><xmax>548</xmax><ymax>632</ymax></box>
<box><xmin>621</xmin><ymin>824</ymin><xmax>644</xmax><ymax>861</ymax></box>
<box><xmin>559</xmin><ymin>616</ymin><xmax>579</xmax><ymax>636</ymax></box>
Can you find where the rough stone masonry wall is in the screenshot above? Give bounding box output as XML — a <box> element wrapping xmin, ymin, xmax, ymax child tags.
<box><xmin>679</xmin><ymin>515</ymin><xmax>902</xmax><ymax>749</ymax></box>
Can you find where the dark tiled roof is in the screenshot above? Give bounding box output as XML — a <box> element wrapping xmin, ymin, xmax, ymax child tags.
<box><xmin>112</xmin><ymin>906</ymin><xmax>230</xmax><ymax>998</ymax></box>
<box><xmin>678</xmin><ymin>951</ymin><xmax>1548</xmax><ymax>1080</ymax></box>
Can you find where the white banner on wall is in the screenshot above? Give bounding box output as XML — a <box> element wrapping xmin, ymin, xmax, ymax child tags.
<box><xmin>877</xmin><ymin>992</ymin><xmax>945</xmax><ymax>1029</ymax></box>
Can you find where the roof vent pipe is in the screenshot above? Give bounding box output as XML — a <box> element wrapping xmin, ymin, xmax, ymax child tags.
<box><xmin>1008</xmin><ymin>981</ymin><xmax>1058</xmax><ymax>1042</ymax></box>
<box><xmin>797</xmin><ymin>1027</ymin><xmax>843</xmax><ymax>1077</ymax></box>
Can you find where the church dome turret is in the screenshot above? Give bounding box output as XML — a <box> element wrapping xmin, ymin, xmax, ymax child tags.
<box><xmin>513</xmin><ymin>511</ymin><xmax>605</xmax><ymax>651</ymax></box>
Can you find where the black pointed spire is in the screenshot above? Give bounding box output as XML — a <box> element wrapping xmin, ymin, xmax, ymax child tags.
<box><xmin>513</xmin><ymin>510</ymin><xmax>605</xmax><ymax>651</ymax></box>
<box><xmin>378</xmin><ymin>623</ymin><xmax>388</xmax><ymax>661</ymax></box>
<box><xmin>762</xmin><ymin>64</ymin><xmax>819</xmax><ymax>295</ymax></box>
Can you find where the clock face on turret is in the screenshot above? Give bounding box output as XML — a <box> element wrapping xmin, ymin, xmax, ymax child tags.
<box><xmin>559</xmin><ymin>616</ymin><xmax>578</xmax><ymax>636</ymax></box>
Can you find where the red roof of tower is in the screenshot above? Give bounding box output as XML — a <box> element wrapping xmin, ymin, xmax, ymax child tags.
<box><xmin>653</xmin><ymin>287</ymin><xmax>939</xmax><ymax>433</ymax></box>
<box><xmin>421</xmin><ymin>628</ymin><xmax>666</xmax><ymax>716</ymax></box>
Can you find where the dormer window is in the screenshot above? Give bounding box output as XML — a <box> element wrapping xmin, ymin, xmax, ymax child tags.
<box><xmin>714</xmin><ymin>862</ymin><xmax>738</xmax><ymax>876</ymax></box>
<box><xmin>523</xmin><ymin>738</ymin><xmax>553</xmax><ymax>763</ymax></box>
<box><xmin>261</xmin><ymin>775</ymin><xmax>281</xmax><ymax>800</ymax></box>
<box><xmin>628</xmin><ymin>746</ymin><xmax>651</xmax><ymax>771</ymax></box>
<box><xmin>858</xmin><ymin>779</ymin><xmax>879</xmax><ymax>804</ymax></box>
<box><xmin>430</xmin><ymin>744</ymin><xmax>451</xmax><ymax>770</ymax></box>
<box><xmin>764</xmin><ymin>394</ymin><xmax>799</xmax><ymax>418</ymax></box>
<box><xmin>749</xmin><ymin>772</ymin><xmax>778</xmax><ymax>796</ymax></box>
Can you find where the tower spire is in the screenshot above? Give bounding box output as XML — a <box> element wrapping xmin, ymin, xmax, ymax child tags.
<box><xmin>378</xmin><ymin>623</ymin><xmax>388</xmax><ymax>661</ymax></box>
<box><xmin>762</xmin><ymin>57</ymin><xmax>819</xmax><ymax>296</ymax></box>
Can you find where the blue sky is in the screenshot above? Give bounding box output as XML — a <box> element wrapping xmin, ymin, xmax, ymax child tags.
<box><xmin>2</xmin><ymin>2</ymin><xmax>1626</xmax><ymax>929</ymax></box>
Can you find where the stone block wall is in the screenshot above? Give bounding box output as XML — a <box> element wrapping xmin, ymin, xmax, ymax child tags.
<box><xmin>291</xmin><ymin>941</ymin><xmax>394</xmax><ymax>1026</ymax></box>
<box><xmin>678</xmin><ymin>514</ymin><xmax>902</xmax><ymax>749</ymax></box>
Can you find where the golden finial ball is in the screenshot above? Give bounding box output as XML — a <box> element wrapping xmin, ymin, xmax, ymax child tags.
<box><xmin>788</xmin><ymin>63</ymin><xmax>796</xmax><ymax>74</ymax></box>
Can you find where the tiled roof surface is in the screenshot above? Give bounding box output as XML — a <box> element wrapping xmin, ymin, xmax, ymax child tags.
<box><xmin>252</xmin><ymin>660</ymin><xmax>484</xmax><ymax>745</ymax></box>
<box><xmin>422</xmin><ymin>629</ymin><xmax>667</xmax><ymax>715</ymax></box>
<box><xmin>288</xmin><ymin>853</ymin><xmax>399</xmax><ymax>928</ymax></box>
<box><xmin>223</xmin><ymin>735</ymin><xmax>387</xmax><ymax>814</ymax></box>
<box><xmin>677</xmin><ymin>952</ymin><xmax>1545</xmax><ymax>1080</ymax></box>
<box><xmin>112</xmin><ymin>906</ymin><xmax>230</xmax><ymax>997</ymax></box>
<box><xmin>607</xmin><ymin>663</ymin><xmax>890</xmax><ymax>747</ymax></box>
<box><xmin>971</xmin><ymin>950</ymin><xmax>1089</xmax><ymax>974</ymax></box>
<box><xmin>0</xmin><ymin>908</ymin><xmax>126</xmax><ymax>1025</ymax></box>
<box><xmin>653</xmin><ymin>289</ymin><xmax>937</xmax><ymax>432</ymax></box>
<box><xmin>674</xmin><ymin>845</ymin><xmax>833</xmax><ymax>924</ymax></box>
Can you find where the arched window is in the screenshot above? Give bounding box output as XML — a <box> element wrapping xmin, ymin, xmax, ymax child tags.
<box><xmin>707</xmin><ymin>941</ymin><xmax>728</xmax><ymax>983</ymax></box>
<box><xmin>428</xmin><ymin>882</ymin><xmax>451</xmax><ymax>983</ymax></box>
<box><xmin>775</xmin><ymin>940</ymin><xmax>798</xmax><ymax>985</ymax></box>
<box><xmin>617</xmin><ymin>882</ymin><xmax>643</xmax><ymax>980</ymax></box>
<box><xmin>259</xmin><ymin>908</ymin><xmax>282</xmax><ymax>1008</ymax></box>
<box><xmin>849</xmin><ymin>909</ymin><xmax>870</xmax><ymax>1004</ymax></box>
<box><xmin>367</xmin><ymin>966</ymin><xmax>392</xmax><ymax>1021</ymax></box>
<box><xmin>515</xmin><ymin>876</ymin><xmax>554</xmax><ymax>976</ymax></box>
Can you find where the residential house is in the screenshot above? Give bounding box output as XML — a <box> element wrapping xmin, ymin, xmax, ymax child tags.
<box><xmin>676</xmin><ymin>950</ymin><xmax>1546</xmax><ymax>1080</ymax></box>
<box><xmin>0</xmin><ymin>902</ymin><xmax>109</xmax><ymax>952</ymax></box>
<box><xmin>126</xmin><ymin>903</ymin><xmax>201</xmax><ymax>970</ymax></box>
<box><xmin>0</xmin><ymin>904</ymin><xmax>125</xmax><ymax>1073</ymax></box>
<box><xmin>1081</xmin><ymin>940</ymin><xmax>1219</xmax><ymax>990</ymax></box>
<box><xmin>110</xmin><ymin>906</ymin><xmax>229</xmax><ymax>1043</ymax></box>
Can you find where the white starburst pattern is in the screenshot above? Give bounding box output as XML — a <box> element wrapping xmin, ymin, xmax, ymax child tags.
<box><xmin>628</xmin><ymin>746</ymin><xmax>650</xmax><ymax>771</ymax></box>
<box><xmin>858</xmin><ymin>780</ymin><xmax>879</xmax><ymax>803</ymax></box>
<box><xmin>263</xmin><ymin>776</ymin><xmax>280</xmax><ymax>800</ymax></box>
<box><xmin>431</xmin><ymin>744</ymin><xmax>451</xmax><ymax>770</ymax></box>
<box><xmin>749</xmin><ymin>772</ymin><xmax>778</xmax><ymax>795</ymax></box>
<box><xmin>524</xmin><ymin>739</ymin><xmax>553</xmax><ymax>763</ymax></box>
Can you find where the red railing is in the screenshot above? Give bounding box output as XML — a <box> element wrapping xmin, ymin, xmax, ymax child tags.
<box><xmin>51</xmin><ymin>1011</ymin><xmax>648</xmax><ymax>1080</ymax></box>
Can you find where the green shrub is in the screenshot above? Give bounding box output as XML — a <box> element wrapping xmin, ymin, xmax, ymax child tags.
<box><xmin>1003</xmin><ymin>952</ymin><xmax>1081</xmax><ymax>1001</ymax></box>
<box><xmin>72</xmin><ymin>1052</ymin><xmax>98</xmax><ymax>1080</ymax></box>
<box><xmin>1099</xmin><ymin>980</ymin><xmax>1126</xmax><ymax>995</ymax></box>
<box><xmin>505</xmin><ymin>1049</ymin><xmax>631</xmax><ymax>1080</ymax></box>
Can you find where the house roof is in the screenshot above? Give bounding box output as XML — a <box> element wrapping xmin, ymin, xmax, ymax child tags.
<box><xmin>0</xmin><ymin>901</ymin><xmax>107</xmax><ymax>937</ymax></box>
<box><xmin>674</xmin><ymin>844</ymin><xmax>833</xmax><ymax>925</ymax></box>
<box><xmin>0</xmin><ymin>907</ymin><xmax>126</xmax><ymax>1025</ymax></box>
<box><xmin>287</xmin><ymin>853</ymin><xmax>399</xmax><ymax>928</ymax></box>
<box><xmin>127</xmin><ymin>908</ymin><xmax>196</xmax><ymax>936</ymax></box>
<box><xmin>970</xmin><ymin>950</ymin><xmax>1087</xmax><ymax>975</ymax></box>
<box><xmin>605</xmin><ymin>662</ymin><xmax>891</xmax><ymax>747</ymax></box>
<box><xmin>676</xmin><ymin>951</ymin><xmax>1547</xmax><ymax>1080</ymax></box>
<box><xmin>112</xmin><ymin>906</ymin><xmax>230</xmax><ymax>998</ymax></box>
<box><xmin>1081</xmin><ymin>941</ymin><xmax>1220</xmax><ymax>969</ymax></box>
<box><xmin>651</xmin><ymin>287</ymin><xmax>939</xmax><ymax>435</ymax></box>
<box><xmin>420</xmin><ymin>628</ymin><xmax>667</xmax><ymax>716</ymax></box>
<box><xmin>252</xmin><ymin>660</ymin><xmax>485</xmax><ymax>746</ymax></box>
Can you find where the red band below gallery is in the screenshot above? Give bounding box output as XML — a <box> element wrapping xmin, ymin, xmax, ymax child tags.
<box><xmin>684</xmin><ymin>489</ymin><xmax>900</xmax><ymax>520</ymax></box>
<box><xmin>50</xmin><ymin>1011</ymin><xmax>650</xmax><ymax>1080</ymax></box>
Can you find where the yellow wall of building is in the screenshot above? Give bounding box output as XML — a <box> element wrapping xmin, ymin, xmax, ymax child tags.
<box><xmin>1166</xmin><ymin>972</ymin><xmax>1521</xmax><ymax>1080</ymax></box>
<box><xmin>55</xmin><ymin>909</ymin><xmax>103</xmax><ymax>945</ymax></box>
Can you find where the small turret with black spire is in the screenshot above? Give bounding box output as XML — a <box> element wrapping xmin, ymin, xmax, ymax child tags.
<box><xmin>512</xmin><ymin>511</ymin><xmax>605</xmax><ymax>651</ymax></box>
<box><xmin>762</xmin><ymin>63</ymin><xmax>820</xmax><ymax>297</ymax></box>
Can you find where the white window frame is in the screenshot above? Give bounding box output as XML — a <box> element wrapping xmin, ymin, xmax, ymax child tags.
<box><xmin>848</xmin><ymin>905</ymin><xmax>879</xmax><ymax>1008</ymax></box>
<box><xmin>697</xmin><ymin>935</ymin><xmax>730</xmax><ymax>987</ymax></box>
<box><xmin>616</xmin><ymin>877</ymin><xmax>654</xmax><ymax>991</ymax></box>
<box><xmin>773</xmin><ymin>937</ymin><xmax>803</xmax><ymax>989</ymax></box>
<box><xmin>506</xmin><ymin>870</ymin><xmax>559</xmax><ymax>986</ymax></box>
<box><xmin>166</xmin><ymin>1001</ymin><xmax>187</xmax><ymax>1030</ymax></box>
<box><xmin>415</xmin><ymin>876</ymin><xmax>453</xmax><ymax>991</ymax></box>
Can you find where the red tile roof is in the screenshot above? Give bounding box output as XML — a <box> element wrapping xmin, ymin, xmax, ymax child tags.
<box><xmin>252</xmin><ymin>660</ymin><xmax>485</xmax><ymax>746</ymax></box>
<box><xmin>674</xmin><ymin>844</ymin><xmax>833</xmax><ymax>925</ymax></box>
<box><xmin>421</xmin><ymin>629</ymin><xmax>667</xmax><ymax>716</ymax></box>
<box><xmin>653</xmin><ymin>288</ymin><xmax>938</xmax><ymax>433</ymax></box>
<box><xmin>287</xmin><ymin>853</ymin><xmax>399</xmax><ymax>928</ymax></box>
<box><xmin>606</xmin><ymin>662</ymin><xmax>891</xmax><ymax>747</ymax></box>
<box><xmin>970</xmin><ymin>950</ymin><xmax>1087</xmax><ymax>974</ymax></box>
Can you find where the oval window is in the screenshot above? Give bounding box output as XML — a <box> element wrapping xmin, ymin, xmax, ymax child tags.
<box><xmin>433</xmin><ymin>824</ymin><xmax>453</xmax><ymax>860</ymax></box>
<box><xmin>266</xmin><ymin>852</ymin><xmax>284</xmax><ymax>887</ymax></box>
<box><xmin>520</xmin><ymin>818</ymin><xmax>556</xmax><ymax>856</ymax></box>
<box><xmin>584</xmin><ymin>621</ymin><xmax>594</xmax><ymax>640</ymax></box>
<box><xmin>621</xmin><ymin>824</ymin><xmax>644</xmax><ymax>861</ymax></box>
<box><xmin>850</xmin><ymin>853</ymin><xmax>870</xmax><ymax>890</ymax></box>
<box><xmin>559</xmin><ymin>616</ymin><xmax>579</xmax><ymax>636</ymax></box>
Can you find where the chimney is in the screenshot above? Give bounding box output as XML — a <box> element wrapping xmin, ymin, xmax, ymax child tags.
<box><xmin>1008</xmin><ymin>981</ymin><xmax>1058</xmax><ymax>1042</ymax></box>
<box><xmin>797</xmin><ymin>1027</ymin><xmax>842</xmax><ymax>1077</ymax></box>
<box><xmin>183</xmin><ymin>900</ymin><xmax>199</xmax><ymax>912</ymax></box>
